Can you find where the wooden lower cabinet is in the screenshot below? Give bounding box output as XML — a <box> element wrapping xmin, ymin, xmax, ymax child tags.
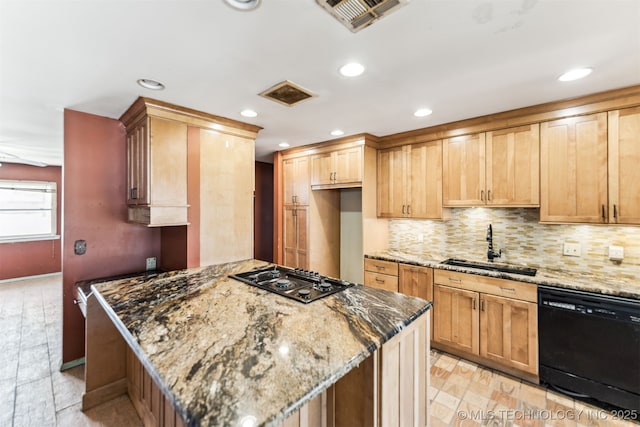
<box><xmin>432</xmin><ymin>271</ymin><xmax>538</xmax><ymax>380</ymax></box>
<box><xmin>480</xmin><ymin>294</ymin><xmax>538</xmax><ymax>375</ymax></box>
<box><xmin>364</xmin><ymin>258</ymin><xmax>399</xmax><ymax>292</ymax></box>
<box><xmin>432</xmin><ymin>284</ymin><xmax>479</xmax><ymax>355</ymax></box>
<box><xmin>399</xmin><ymin>264</ymin><xmax>434</xmax><ymax>340</ymax></box>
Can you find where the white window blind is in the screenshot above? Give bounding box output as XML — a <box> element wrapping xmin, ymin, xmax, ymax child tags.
<box><xmin>0</xmin><ymin>180</ymin><xmax>57</xmax><ymax>240</ymax></box>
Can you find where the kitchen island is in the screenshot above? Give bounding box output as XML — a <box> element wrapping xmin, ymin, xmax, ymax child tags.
<box><xmin>82</xmin><ymin>259</ymin><xmax>432</xmax><ymax>427</ymax></box>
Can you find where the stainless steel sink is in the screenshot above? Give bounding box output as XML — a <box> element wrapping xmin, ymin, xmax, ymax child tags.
<box><xmin>441</xmin><ymin>258</ymin><xmax>537</xmax><ymax>277</ymax></box>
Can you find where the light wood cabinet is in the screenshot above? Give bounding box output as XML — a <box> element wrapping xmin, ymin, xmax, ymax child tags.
<box><xmin>125</xmin><ymin>116</ymin><xmax>188</xmax><ymax>226</ymax></box>
<box><xmin>364</xmin><ymin>258</ymin><xmax>399</xmax><ymax>292</ymax></box>
<box><xmin>399</xmin><ymin>264</ymin><xmax>434</xmax><ymax>340</ymax></box>
<box><xmin>283</xmin><ymin>206</ymin><xmax>308</xmax><ymax>270</ymax></box>
<box><xmin>283</xmin><ymin>155</ymin><xmax>310</xmax><ymax>206</ymax></box>
<box><xmin>378</xmin><ymin>141</ymin><xmax>445</xmax><ymax>219</ymax></box>
<box><xmin>540</xmin><ymin>113</ymin><xmax>608</xmax><ymax>223</ymax></box>
<box><xmin>433</xmin><ymin>284</ymin><xmax>479</xmax><ymax>355</ymax></box>
<box><xmin>608</xmin><ymin>107</ymin><xmax>640</xmax><ymax>224</ymax></box>
<box><xmin>311</xmin><ymin>146</ymin><xmax>362</xmax><ymax>188</ymax></box>
<box><xmin>480</xmin><ymin>294</ymin><xmax>538</xmax><ymax>375</ymax></box>
<box><xmin>432</xmin><ymin>270</ymin><xmax>538</xmax><ymax>379</ymax></box>
<box><xmin>443</xmin><ymin>125</ymin><xmax>540</xmax><ymax>207</ymax></box>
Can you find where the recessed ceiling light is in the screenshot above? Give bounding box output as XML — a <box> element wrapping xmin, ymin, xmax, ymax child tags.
<box><xmin>339</xmin><ymin>62</ymin><xmax>365</xmax><ymax>77</ymax></box>
<box><xmin>331</xmin><ymin>129</ymin><xmax>344</xmax><ymax>136</ymax></box>
<box><xmin>278</xmin><ymin>142</ymin><xmax>290</xmax><ymax>148</ymax></box>
<box><xmin>240</xmin><ymin>109</ymin><xmax>258</xmax><ymax>118</ymax></box>
<box><xmin>223</xmin><ymin>0</ymin><xmax>261</xmax><ymax>11</ymax></box>
<box><xmin>558</xmin><ymin>68</ymin><xmax>593</xmax><ymax>82</ymax></box>
<box><xmin>414</xmin><ymin>108</ymin><xmax>433</xmax><ymax>117</ymax></box>
<box><xmin>137</xmin><ymin>78</ymin><xmax>165</xmax><ymax>90</ymax></box>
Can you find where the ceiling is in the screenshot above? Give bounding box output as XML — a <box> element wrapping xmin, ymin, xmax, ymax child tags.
<box><xmin>1</xmin><ymin>0</ymin><xmax>639</xmax><ymax>166</ymax></box>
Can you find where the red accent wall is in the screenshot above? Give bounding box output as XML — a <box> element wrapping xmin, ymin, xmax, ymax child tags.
<box><xmin>0</xmin><ymin>163</ymin><xmax>62</xmax><ymax>280</ymax></box>
<box><xmin>62</xmin><ymin>109</ymin><xmax>161</xmax><ymax>364</ymax></box>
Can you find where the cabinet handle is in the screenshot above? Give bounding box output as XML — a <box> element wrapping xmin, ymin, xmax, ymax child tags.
<box><xmin>602</xmin><ymin>204</ymin><xmax>606</xmax><ymax>221</ymax></box>
<box><xmin>375</xmin><ymin>265</ymin><xmax>385</xmax><ymax>271</ymax></box>
<box><xmin>613</xmin><ymin>204</ymin><xmax>618</xmax><ymax>220</ymax></box>
<box><xmin>407</xmin><ymin>204</ymin><xmax>411</xmax><ymax>215</ymax></box>
<box><xmin>500</xmin><ymin>287</ymin><xmax>516</xmax><ymax>293</ymax></box>
<box><xmin>402</xmin><ymin>205</ymin><xmax>406</xmax><ymax>215</ymax></box>
<box><xmin>487</xmin><ymin>190</ymin><xmax>491</xmax><ymax>201</ymax></box>
<box><xmin>130</xmin><ymin>187</ymin><xmax>138</xmax><ymax>200</ymax></box>
<box><xmin>292</xmin><ymin>209</ymin><xmax>296</xmax><ymax>217</ymax></box>
<box><xmin>472</xmin><ymin>298</ymin><xmax>477</xmax><ymax>310</ymax></box>
<box><xmin>481</xmin><ymin>299</ymin><xmax>486</xmax><ymax>311</ymax></box>
<box><xmin>480</xmin><ymin>190</ymin><xmax>484</xmax><ymax>202</ymax></box>
<box><xmin>448</xmin><ymin>277</ymin><xmax>462</xmax><ymax>283</ymax></box>
<box><xmin>375</xmin><ymin>278</ymin><xmax>385</xmax><ymax>284</ymax></box>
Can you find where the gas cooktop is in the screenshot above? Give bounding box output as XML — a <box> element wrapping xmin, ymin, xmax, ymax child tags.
<box><xmin>229</xmin><ymin>265</ymin><xmax>356</xmax><ymax>303</ymax></box>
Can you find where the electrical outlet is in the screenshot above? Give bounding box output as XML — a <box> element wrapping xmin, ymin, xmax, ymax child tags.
<box><xmin>609</xmin><ymin>245</ymin><xmax>624</xmax><ymax>261</ymax></box>
<box><xmin>146</xmin><ymin>257</ymin><xmax>157</xmax><ymax>271</ymax></box>
<box><xmin>563</xmin><ymin>242</ymin><xmax>581</xmax><ymax>257</ymax></box>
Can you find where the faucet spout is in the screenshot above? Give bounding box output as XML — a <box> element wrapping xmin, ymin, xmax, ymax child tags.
<box><xmin>486</xmin><ymin>224</ymin><xmax>501</xmax><ymax>262</ymax></box>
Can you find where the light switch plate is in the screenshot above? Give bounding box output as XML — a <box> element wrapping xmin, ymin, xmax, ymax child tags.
<box><xmin>563</xmin><ymin>242</ymin><xmax>581</xmax><ymax>257</ymax></box>
<box><xmin>609</xmin><ymin>245</ymin><xmax>624</xmax><ymax>261</ymax></box>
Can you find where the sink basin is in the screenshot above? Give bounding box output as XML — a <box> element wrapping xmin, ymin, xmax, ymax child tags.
<box><xmin>442</xmin><ymin>258</ymin><xmax>537</xmax><ymax>277</ymax></box>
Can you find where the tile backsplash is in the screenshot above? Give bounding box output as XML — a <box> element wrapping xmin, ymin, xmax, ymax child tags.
<box><xmin>389</xmin><ymin>208</ymin><xmax>640</xmax><ymax>280</ymax></box>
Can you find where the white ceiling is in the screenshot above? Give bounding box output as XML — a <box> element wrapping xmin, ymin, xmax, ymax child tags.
<box><xmin>1</xmin><ymin>0</ymin><xmax>639</xmax><ymax>166</ymax></box>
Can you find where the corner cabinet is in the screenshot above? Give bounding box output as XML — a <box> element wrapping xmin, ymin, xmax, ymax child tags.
<box><xmin>310</xmin><ymin>146</ymin><xmax>362</xmax><ymax>189</ymax></box>
<box><xmin>377</xmin><ymin>140</ymin><xmax>446</xmax><ymax>219</ymax></box>
<box><xmin>443</xmin><ymin>124</ymin><xmax>540</xmax><ymax>207</ymax></box>
<box><xmin>608</xmin><ymin>107</ymin><xmax>640</xmax><ymax>224</ymax></box>
<box><xmin>122</xmin><ymin>104</ymin><xmax>189</xmax><ymax>226</ymax></box>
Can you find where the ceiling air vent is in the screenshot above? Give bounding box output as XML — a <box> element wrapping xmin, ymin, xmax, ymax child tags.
<box><xmin>259</xmin><ymin>80</ymin><xmax>316</xmax><ymax>107</ymax></box>
<box><xmin>316</xmin><ymin>0</ymin><xmax>410</xmax><ymax>33</ymax></box>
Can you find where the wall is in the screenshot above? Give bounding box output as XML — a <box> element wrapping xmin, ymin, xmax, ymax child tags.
<box><xmin>62</xmin><ymin>109</ymin><xmax>161</xmax><ymax>364</ymax></box>
<box><xmin>389</xmin><ymin>208</ymin><xmax>639</xmax><ymax>280</ymax></box>
<box><xmin>0</xmin><ymin>163</ymin><xmax>62</xmax><ymax>280</ymax></box>
<box><xmin>340</xmin><ymin>189</ymin><xmax>363</xmax><ymax>283</ymax></box>
<box><xmin>255</xmin><ymin>161</ymin><xmax>274</xmax><ymax>262</ymax></box>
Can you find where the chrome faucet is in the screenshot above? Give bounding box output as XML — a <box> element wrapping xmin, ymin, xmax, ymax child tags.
<box><xmin>486</xmin><ymin>224</ymin><xmax>502</xmax><ymax>262</ymax></box>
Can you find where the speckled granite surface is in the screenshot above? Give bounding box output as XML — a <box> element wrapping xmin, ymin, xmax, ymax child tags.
<box><xmin>366</xmin><ymin>250</ymin><xmax>640</xmax><ymax>300</ymax></box>
<box><xmin>90</xmin><ymin>259</ymin><xmax>432</xmax><ymax>427</ymax></box>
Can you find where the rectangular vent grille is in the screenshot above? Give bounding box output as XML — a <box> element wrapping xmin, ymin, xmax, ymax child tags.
<box><xmin>316</xmin><ymin>0</ymin><xmax>409</xmax><ymax>32</ymax></box>
<box><xmin>259</xmin><ymin>80</ymin><xmax>316</xmax><ymax>107</ymax></box>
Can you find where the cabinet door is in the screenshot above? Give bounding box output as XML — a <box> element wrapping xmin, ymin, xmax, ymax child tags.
<box><xmin>443</xmin><ymin>133</ymin><xmax>486</xmax><ymax>206</ymax></box>
<box><xmin>310</xmin><ymin>152</ymin><xmax>334</xmax><ymax>186</ymax></box>
<box><xmin>608</xmin><ymin>107</ymin><xmax>640</xmax><ymax>224</ymax></box>
<box><xmin>282</xmin><ymin>156</ymin><xmax>309</xmax><ymax>205</ymax></box>
<box><xmin>295</xmin><ymin>207</ymin><xmax>309</xmax><ymax>270</ymax></box>
<box><xmin>408</xmin><ymin>140</ymin><xmax>443</xmax><ymax>218</ymax></box>
<box><xmin>433</xmin><ymin>285</ymin><xmax>479</xmax><ymax>355</ymax></box>
<box><xmin>540</xmin><ymin>113</ymin><xmax>608</xmax><ymax>223</ymax></box>
<box><xmin>364</xmin><ymin>272</ymin><xmax>399</xmax><ymax>292</ymax></box>
<box><xmin>283</xmin><ymin>206</ymin><xmax>308</xmax><ymax>269</ymax></box>
<box><xmin>399</xmin><ymin>265</ymin><xmax>433</xmax><ymax>340</ymax></box>
<box><xmin>377</xmin><ymin>146</ymin><xmax>406</xmax><ymax>217</ymax></box>
<box><xmin>126</xmin><ymin>118</ymin><xmax>149</xmax><ymax>206</ymax></box>
<box><xmin>334</xmin><ymin>146</ymin><xmax>362</xmax><ymax>184</ymax></box>
<box><xmin>480</xmin><ymin>294</ymin><xmax>538</xmax><ymax>375</ymax></box>
<box><xmin>486</xmin><ymin>125</ymin><xmax>540</xmax><ymax>206</ymax></box>
<box><xmin>148</xmin><ymin>117</ymin><xmax>187</xmax><ymax>207</ymax></box>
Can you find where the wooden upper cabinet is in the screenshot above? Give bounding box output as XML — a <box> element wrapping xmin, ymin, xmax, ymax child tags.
<box><xmin>283</xmin><ymin>155</ymin><xmax>309</xmax><ymax>206</ymax></box>
<box><xmin>443</xmin><ymin>126</ymin><xmax>540</xmax><ymax>207</ymax></box>
<box><xmin>443</xmin><ymin>133</ymin><xmax>486</xmax><ymax>206</ymax></box>
<box><xmin>486</xmin><ymin>124</ymin><xmax>540</xmax><ymax>206</ymax></box>
<box><xmin>608</xmin><ymin>107</ymin><xmax>640</xmax><ymax>224</ymax></box>
<box><xmin>125</xmin><ymin>116</ymin><xmax>188</xmax><ymax>226</ymax></box>
<box><xmin>311</xmin><ymin>146</ymin><xmax>362</xmax><ymax>188</ymax></box>
<box><xmin>377</xmin><ymin>140</ymin><xmax>444</xmax><ymax>219</ymax></box>
<box><xmin>540</xmin><ymin>113</ymin><xmax>608</xmax><ymax>223</ymax></box>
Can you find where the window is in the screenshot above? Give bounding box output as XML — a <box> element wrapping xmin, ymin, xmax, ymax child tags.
<box><xmin>0</xmin><ymin>180</ymin><xmax>57</xmax><ymax>241</ymax></box>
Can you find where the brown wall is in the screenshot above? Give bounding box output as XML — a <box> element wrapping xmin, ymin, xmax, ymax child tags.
<box><xmin>62</xmin><ymin>109</ymin><xmax>161</xmax><ymax>364</ymax></box>
<box><xmin>255</xmin><ymin>161</ymin><xmax>273</xmax><ymax>262</ymax></box>
<box><xmin>0</xmin><ymin>163</ymin><xmax>62</xmax><ymax>280</ymax></box>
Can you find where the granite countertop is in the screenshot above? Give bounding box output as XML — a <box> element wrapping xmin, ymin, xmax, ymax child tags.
<box><xmin>366</xmin><ymin>250</ymin><xmax>640</xmax><ymax>300</ymax></box>
<box><xmin>89</xmin><ymin>259</ymin><xmax>432</xmax><ymax>427</ymax></box>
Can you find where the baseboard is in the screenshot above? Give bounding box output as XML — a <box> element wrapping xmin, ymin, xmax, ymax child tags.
<box><xmin>0</xmin><ymin>272</ymin><xmax>62</xmax><ymax>284</ymax></box>
<box><xmin>82</xmin><ymin>378</ymin><xmax>128</xmax><ymax>411</ymax></box>
<box><xmin>60</xmin><ymin>357</ymin><xmax>85</xmax><ymax>372</ymax></box>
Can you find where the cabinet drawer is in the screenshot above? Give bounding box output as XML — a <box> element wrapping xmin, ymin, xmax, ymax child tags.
<box><xmin>364</xmin><ymin>272</ymin><xmax>399</xmax><ymax>292</ymax></box>
<box><xmin>434</xmin><ymin>270</ymin><xmax>536</xmax><ymax>303</ymax></box>
<box><xmin>364</xmin><ymin>259</ymin><xmax>399</xmax><ymax>276</ymax></box>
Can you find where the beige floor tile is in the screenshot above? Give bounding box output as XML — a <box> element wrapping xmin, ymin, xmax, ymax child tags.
<box><xmin>463</xmin><ymin>389</ymin><xmax>490</xmax><ymax>409</ymax></box>
<box><xmin>51</xmin><ymin>365</ymin><xmax>84</xmax><ymax>412</ymax></box>
<box><xmin>454</xmin><ymin>400</ymin><xmax>484</xmax><ymax>426</ymax></box>
<box><xmin>56</xmin><ymin>396</ymin><xmax>143</xmax><ymax>427</ymax></box>
<box><xmin>17</xmin><ymin>343</ymin><xmax>52</xmax><ymax>385</ymax></box>
<box><xmin>14</xmin><ymin>376</ymin><xmax>56</xmax><ymax>427</ymax></box>
<box><xmin>468</xmin><ymin>379</ymin><xmax>497</xmax><ymax>398</ymax></box>
<box><xmin>492</xmin><ymin>389</ymin><xmax>519</xmax><ymax>409</ymax></box>
<box><xmin>435</xmin><ymin>353</ymin><xmax>459</xmax><ymax>371</ymax></box>
<box><xmin>431</xmin><ymin>401</ymin><xmax>456</xmax><ymax>424</ymax></box>
<box><xmin>435</xmin><ymin>390</ymin><xmax>461</xmax><ymax>410</ymax></box>
<box><xmin>546</xmin><ymin>389</ymin><xmax>576</xmax><ymax>408</ymax></box>
<box><xmin>442</xmin><ymin>373</ymin><xmax>472</xmax><ymax>398</ymax></box>
<box><xmin>472</xmin><ymin>366</ymin><xmax>494</xmax><ymax>385</ymax></box>
<box><xmin>0</xmin><ymin>377</ymin><xmax>15</xmax><ymax>427</ymax></box>
<box><xmin>430</xmin><ymin>416</ymin><xmax>452</xmax><ymax>427</ymax></box>
<box><xmin>429</xmin><ymin>385</ymin><xmax>439</xmax><ymax>401</ymax></box>
<box><xmin>519</xmin><ymin>382</ymin><xmax>548</xmax><ymax>409</ymax></box>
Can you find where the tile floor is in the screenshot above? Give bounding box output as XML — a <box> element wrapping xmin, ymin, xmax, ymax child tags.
<box><xmin>1</xmin><ymin>274</ymin><xmax>638</xmax><ymax>426</ymax></box>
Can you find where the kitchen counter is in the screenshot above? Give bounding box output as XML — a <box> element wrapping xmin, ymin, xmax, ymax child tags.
<box><xmin>366</xmin><ymin>250</ymin><xmax>640</xmax><ymax>300</ymax></box>
<box><xmin>88</xmin><ymin>258</ymin><xmax>432</xmax><ymax>426</ymax></box>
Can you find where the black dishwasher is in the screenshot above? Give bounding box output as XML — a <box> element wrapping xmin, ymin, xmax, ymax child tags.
<box><xmin>538</xmin><ymin>286</ymin><xmax>640</xmax><ymax>411</ymax></box>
